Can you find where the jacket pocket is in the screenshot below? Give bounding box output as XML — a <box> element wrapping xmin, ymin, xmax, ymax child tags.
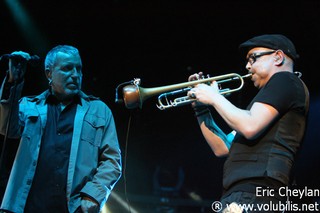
<box><xmin>21</xmin><ymin>114</ymin><xmax>39</xmax><ymax>137</ymax></box>
<box><xmin>81</xmin><ymin>114</ymin><xmax>106</xmax><ymax>147</ymax></box>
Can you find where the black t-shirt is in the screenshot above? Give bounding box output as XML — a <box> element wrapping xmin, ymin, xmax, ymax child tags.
<box><xmin>248</xmin><ymin>72</ymin><xmax>306</xmax><ymax>115</ymax></box>
<box><xmin>223</xmin><ymin>72</ymin><xmax>309</xmax><ymax>193</ymax></box>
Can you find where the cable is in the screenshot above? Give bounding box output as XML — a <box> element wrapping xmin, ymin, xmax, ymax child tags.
<box><xmin>123</xmin><ymin>112</ymin><xmax>132</xmax><ymax>212</ymax></box>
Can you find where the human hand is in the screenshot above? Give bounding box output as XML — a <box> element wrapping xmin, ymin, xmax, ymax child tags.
<box><xmin>188</xmin><ymin>81</ymin><xmax>220</xmax><ymax>106</ymax></box>
<box><xmin>80</xmin><ymin>197</ymin><xmax>100</xmax><ymax>213</ymax></box>
<box><xmin>188</xmin><ymin>72</ymin><xmax>206</xmax><ymax>108</ymax></box>
<box><xmin>8</xmin><ymin>51</ymin><xmax>31</xmax><ymax>83</ymax></box>
<box><xmin>188</xmin><ymin>71</ymin><xmax>204</xmax><ymax>82</ymax></box>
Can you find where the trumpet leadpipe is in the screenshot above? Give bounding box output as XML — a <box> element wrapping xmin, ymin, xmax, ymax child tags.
<box><xmin>217</xmin><ymin>73</ymin><xmax>252</xmax><ymax>84</ymax></box>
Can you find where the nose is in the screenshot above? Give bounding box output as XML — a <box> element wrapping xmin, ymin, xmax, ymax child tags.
<box><xmin>245</xmin><ymin>62</ymin><xmax>251</xmax><ymax>71</ymax></box>
<box><xmin>71</xmin><ymin>68</ymin><xmax>81</xmax><ymax>78</ymax></box>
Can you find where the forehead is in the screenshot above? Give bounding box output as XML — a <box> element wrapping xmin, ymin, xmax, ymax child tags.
<box><xmin>54</xmin><ymin>51</ymin><xmax>82</xmax><ymax>65</ymax></box>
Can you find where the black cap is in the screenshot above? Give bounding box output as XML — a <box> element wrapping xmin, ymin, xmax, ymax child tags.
<box><xmin>239</xmin><ymin>34</ymin><xmax>299</xmax><ymax>61</ymax></box>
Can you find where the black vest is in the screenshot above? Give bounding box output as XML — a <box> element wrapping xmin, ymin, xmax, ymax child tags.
<box><xmin>223</xmin><ymin>73</ymin><xmax>309</xmax><ymax>190</ymax></box>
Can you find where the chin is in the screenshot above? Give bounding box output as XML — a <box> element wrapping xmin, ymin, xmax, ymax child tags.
<box><xmin>65</xmin><ymin>89</ymin><xmax>80</xmax><ymax>97</ymax></box>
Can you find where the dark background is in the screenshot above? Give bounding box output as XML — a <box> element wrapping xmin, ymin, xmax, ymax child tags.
<box><xmin>1</xmin><ymin>1</ymin><xmax>319</xmax><ymax>212</ymax></box>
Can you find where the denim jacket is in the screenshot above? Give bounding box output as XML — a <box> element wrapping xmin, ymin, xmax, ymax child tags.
<box><xmin>0</xmin><ymin>79</ymin><xmax>122</xmax><ymax>213</ymax></box>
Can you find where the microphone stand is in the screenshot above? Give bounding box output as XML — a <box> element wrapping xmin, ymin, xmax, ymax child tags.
<box><xmin>0</xmin><ymin>78</ymin><xmax>19</xmax><ymax>200</ymax></box>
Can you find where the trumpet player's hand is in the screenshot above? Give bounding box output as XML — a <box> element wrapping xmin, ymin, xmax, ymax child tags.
<box><xmin>188</xmin><ymin>81</ymin><xmax>220</xmax><ymax>106</ymax></box>
<box><xmin>188</xmin><ymin>72</ymin><xmax>204</xmax><ymax>82</ymax></box>
<box><xmin>188</xmin><ymin>72</ymin><xmax>206</xmax><ymax>108</ymax></box>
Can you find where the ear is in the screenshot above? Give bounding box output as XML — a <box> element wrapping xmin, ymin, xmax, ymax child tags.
<box><xmin>274</xmin><ymin>50</ymin><xmax>285</xmax><ymax>65</ymax></box>
<box><xmin>45</xmin><ymin>68</ymin><xmax>52</xmax><ymax>80</ymax></box>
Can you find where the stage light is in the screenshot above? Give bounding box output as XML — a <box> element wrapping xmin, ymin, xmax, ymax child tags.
<box><xmin>4</xmin><ymin>0</ymin><xmax>49</xmax><ymax>54</ymax></box>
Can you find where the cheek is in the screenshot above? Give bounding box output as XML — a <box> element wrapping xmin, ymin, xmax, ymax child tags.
<box><xmin>259</xmin><ymin>70</ymin><xmax>269</xmax><ymax>79</ymax></box>
<box><xmin>52</xmin><ymin>74</ymin><xmax>67</xmax><ymax>86</ymax></box>
<box><xmin>254</xmin><ymin>64</ymin><xmax>268</xmax><ymax>76</ymax></box>
<box><xmin>54</xmin><ymin>72</ymin><xmax>67</xmax><ymax>80</ymax></box>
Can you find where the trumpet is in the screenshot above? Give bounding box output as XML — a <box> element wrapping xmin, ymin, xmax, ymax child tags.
<box><xmin>120</xmin><ymin>73</ymin><xmax>252</xmax><ymax>110</ymax></box>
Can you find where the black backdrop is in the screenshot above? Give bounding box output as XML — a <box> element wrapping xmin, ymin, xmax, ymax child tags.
<box><xmin>1</xmin><ymin>1</ymin><xmax>319</xmax><ymax>212</ymax></box>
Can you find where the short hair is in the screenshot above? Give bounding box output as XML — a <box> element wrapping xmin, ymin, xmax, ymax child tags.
<box><xmin>44</xmin><ymin>45</ymin><xmax>80</xmax><ymax>70</ymax></box>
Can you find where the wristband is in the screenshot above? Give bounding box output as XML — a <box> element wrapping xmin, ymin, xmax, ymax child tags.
<box><xmin>194</xmin><ymin>107</ymin><xmax>210</xmax><ymax>117</ymax></box>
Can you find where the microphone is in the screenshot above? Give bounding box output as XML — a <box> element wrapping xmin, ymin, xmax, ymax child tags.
<box><xmin>0</xmin><ymin>54</ymin><xmax>41</xmax><ymax>66</ymax></box>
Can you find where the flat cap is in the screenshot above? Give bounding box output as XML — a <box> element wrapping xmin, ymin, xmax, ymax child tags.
<box><xmin>239</xmin><ymin>34</ymin><xmax>299</xmax><ymax>61</ymax></box>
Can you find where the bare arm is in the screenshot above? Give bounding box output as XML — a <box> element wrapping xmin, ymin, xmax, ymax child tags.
<box><xmin>195</xmin><ymin>109</ymin><xmax>235</xmax><ymax>157</ymax></box>
<box><xmin>191</xmin><ymin>82</ymin><xmax>279</xmax><ymax>139</ymax></box>
<box><xmin>187</xmin><ymin>72</ymin><xmax>279</xmax><ymax>156</ymax></box>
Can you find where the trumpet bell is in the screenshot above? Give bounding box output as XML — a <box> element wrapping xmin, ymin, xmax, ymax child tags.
<box><xmin>123</xmin><ymin>84</ymin><xmax>160</xmax><ymax>109</ymax></box>
<box><xmin>122</xmin><ymin>85</ymin><xmax>141</xmax><ymax>109</ymax></box>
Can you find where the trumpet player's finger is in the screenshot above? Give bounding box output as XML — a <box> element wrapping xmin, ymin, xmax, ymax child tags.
<box><xmin>188</xmin><ymin>73</ymin><xmax>200</xmax><ymax>81</ymax></box>
<box><xmin>210</xmin><ymin>81</ymin><xmax>220</xmax><ymax>92</ymax></box>
<box><xmin>188</xmin><ymin>74</ymin><xmax>196</xmax><ymax>81</ymax></box>
<box><xmin>187</xmin><ymin>90</ymin><xmax>197</xmax><ymax>99</ymax></box>
<box><xmin>210</xmin><ymin>80</ymin><xmax>218</xmax><ymax>87</ymax></box>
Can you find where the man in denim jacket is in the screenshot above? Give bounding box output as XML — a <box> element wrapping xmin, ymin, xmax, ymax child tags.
<box><xmin>0</xmin><ymin>45</ymin><xmax>122</xmax><ymax>213</ymax></box>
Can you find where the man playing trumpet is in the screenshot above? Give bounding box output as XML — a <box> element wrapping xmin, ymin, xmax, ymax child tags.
<box><xmin>187</xmin><ymin>34</ymin><xmax>309</xmax><ymax>212</ymax></box>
